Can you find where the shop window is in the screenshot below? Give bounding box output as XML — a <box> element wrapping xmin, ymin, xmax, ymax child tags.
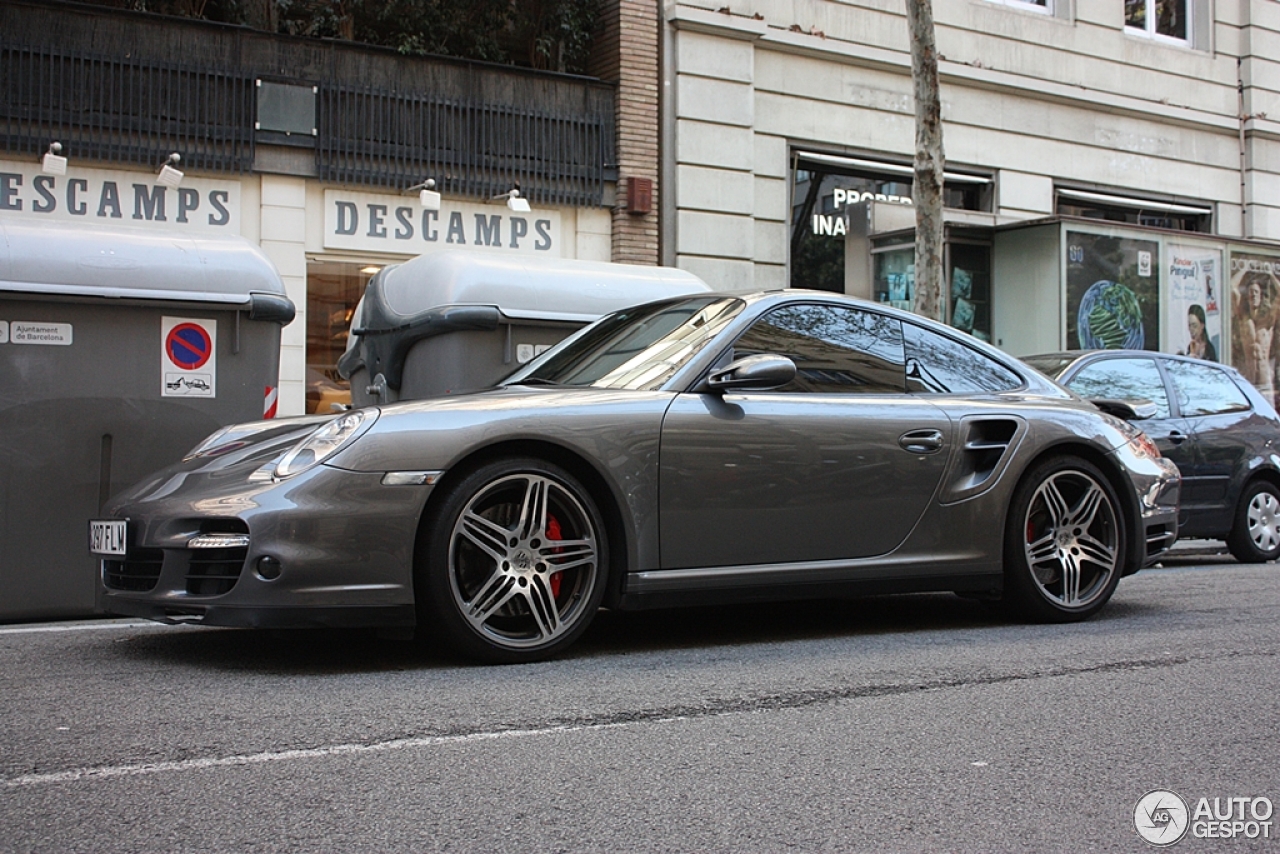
<box><xmin>1057</xmin><ymin>188</ymin><xmax>1211</xmax><ymax>233</ymax></box>
<box><xmin>305</xmin><ymin>259</ymin><xmax>384</xmax><ymax>414</ymax></box>
<box><xmin>790</xmin><ymin>152</ymin><xmax>993</xmax><ymax>293</ymax></box>
<box><xmin>948</xmin><ymin>242</ymin><xmax>992</xmax><ymax>343</ymax></box>
<box><xmin>1125</xmin><ymin>0</ymin><xmax>1189</xmax><ymax>42</ymax></box>
<box><xmin>871</xmin><ymin>239</ymin><xmax>994</xmax><ymax>343</ymax></box>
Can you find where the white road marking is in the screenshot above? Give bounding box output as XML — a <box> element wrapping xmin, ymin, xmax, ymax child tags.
<box><xmin>4</xmin><ymin>721</ymin><xmax>643</xmax><ymax>789</ymax></box>
<box><xmin>0</xmin><ymin>621</ymin><xmax>160</xmax><ymax>635</ymax></box>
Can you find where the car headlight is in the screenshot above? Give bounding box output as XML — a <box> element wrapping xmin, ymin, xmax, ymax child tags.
<box><xmin>275</xmin><ymin>409</ymin><xmax>378</xmax><ymax>478</ymax></box>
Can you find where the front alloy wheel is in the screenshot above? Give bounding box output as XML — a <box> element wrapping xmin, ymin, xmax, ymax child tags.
<box><xmin>420</xmin><ymin>458</ymin><xmax>606</xmax><ymax>663</ymax></box>
<box><xmin>1004</xmin><ymin>457</ymin><xmax>1124</xmax><ymax>621</ymax></box>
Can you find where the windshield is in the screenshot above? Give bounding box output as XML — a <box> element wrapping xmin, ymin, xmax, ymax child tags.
<box><xmin>503</xmin><ymin>296</ymin><xmax>745</xmax><ymax>391</ymax></box>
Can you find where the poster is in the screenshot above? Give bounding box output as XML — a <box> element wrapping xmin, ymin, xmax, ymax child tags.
<box><xmin>1066</xmin><ymin>231</ymin><xmax>1160</xmax><ymax>351</ymax></box>
<box><xmin>1229</xmin><ymin>250</ymin><xmax>1280</xmax><ymax>406</ymax></box>
<box><xmin>1166</xmin><ymin>244</ymin><xmax>1222</xmax><ymax>362</ymax></box>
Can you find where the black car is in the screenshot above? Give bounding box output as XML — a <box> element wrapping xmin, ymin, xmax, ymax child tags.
<box><xmin>1024</xmin><ymin>350</ymin><xmax>1280</xmax><ymax>563</ymax></box>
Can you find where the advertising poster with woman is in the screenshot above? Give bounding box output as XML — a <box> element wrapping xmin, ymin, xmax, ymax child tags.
<box><xmin>1066</xmin><ymin>231</ymin><xmax>1160</xmax><ymax>351</ymax></box>
<box><xmin>1230</xmin><ymin>250</ymin><xmax>1280</xmax><ymax>406</ymax></box>
<box><xmin>1166</xmin><ymin>244</ymin><xmax>1222</xmax><ymax>362</ymax></box>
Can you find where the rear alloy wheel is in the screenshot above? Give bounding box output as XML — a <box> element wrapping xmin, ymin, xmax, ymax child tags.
<box><xmin>419</xmin><ymin>458</ymin><xmax>606</xmax><ymax>663</ymax></box>
<box><xmin>1226</xmin><ymin>480</ymin><xmax>1280</xmax><ymax>563</ymax></box>
<box><xmin>1003</xmin><ymin>456</ymin><xmax>1124</xmax><ymax>622</ymax></box>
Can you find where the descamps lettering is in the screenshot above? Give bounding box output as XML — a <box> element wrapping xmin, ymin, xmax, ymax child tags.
<box><xmin>0</xmin><ymin>173</ymin><xmax>231</xmax><ymax>226</ymax></box>
<box><xmin>332</xmin><ymin>201</ymin><xmax>553</xmax><ymax>252</ymax></box>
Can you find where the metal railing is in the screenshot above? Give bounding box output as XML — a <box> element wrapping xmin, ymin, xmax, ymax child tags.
<box><xmin>317</xmin><ymin>85</ymin><xmax>615</xmax><ymax>207</ymax></box>
<box><xmin>1</xmin><ymin>38</ymin><xmax>616</xmax><ymax>207</ymax></box>
<box><xmin>0</xmin><ymin>43</ymin><xmax>255</xmax><ymax>174</ymax></box>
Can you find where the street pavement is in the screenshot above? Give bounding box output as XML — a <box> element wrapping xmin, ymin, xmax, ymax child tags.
<box><xmin>1</xmin><ymin>556</ymin><xmax>1277</xmax><ymax>853</ymax></box>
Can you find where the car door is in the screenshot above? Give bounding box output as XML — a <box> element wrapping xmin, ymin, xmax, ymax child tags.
<box><xmin>1063</xmin><ymin>355</ymin><xmax>1196</xmax><ymax>475</ymax></box>
<box><xmin>659</xmin><ymin>302</ymin><xmax>953</xmax><ymax>570</ymax></box>
<box><xmin>1162</xmin><ymin>358</ymin><xmax>1257</xmax><ymax>530</ymax></box>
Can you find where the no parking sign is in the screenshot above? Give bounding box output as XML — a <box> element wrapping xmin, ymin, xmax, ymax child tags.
<box><xmin>161</xmin><ymin>317</ymin><xmax>216</xmax><ymax>397</ymax></box>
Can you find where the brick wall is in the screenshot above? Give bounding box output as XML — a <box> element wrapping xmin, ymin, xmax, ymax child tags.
<box><xmin>592</xmin><ymin>0</ymin><xmax>661</xmax><ymax>265</ymax></box>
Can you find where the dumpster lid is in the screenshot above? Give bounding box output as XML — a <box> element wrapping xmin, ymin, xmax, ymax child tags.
<box><xmin>375</xmin><ymin>250</ymin><xmax>711</xmax><ymax>325</ymax></box>
<box><xmin>0</xmin><ymin>219</ymin><xmax>288</xmax><ymax>306</ymax></box>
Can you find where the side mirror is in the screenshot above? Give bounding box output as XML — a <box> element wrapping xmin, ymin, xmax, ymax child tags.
<box><xmin>1090</xmin><ymin>397</ymin><xmax>1157</xmax><ymax>421</ymax></box>
<box><xmin>707</xmin><ymin>354</ymin><xmax>797</xmax><ymax>392</ymax></box>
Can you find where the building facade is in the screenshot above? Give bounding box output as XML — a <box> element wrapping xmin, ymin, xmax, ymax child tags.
<box><xmin>663</xmin><ymin>0</ymin><xmax>1280</xmax><ymax>396</ymax></box>
<box><xmin>1</xmin><ymin>0</ymin><xmax>636</xmax><ymax>417</ymax></box>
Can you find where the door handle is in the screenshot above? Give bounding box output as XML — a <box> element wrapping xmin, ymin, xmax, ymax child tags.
<box><xmin>1167</xmin><ymin>431</ymin><xmax>1187</xmax><ymax>445</ymax></box>
<box><xmin>900</xmin><ymin>429</ymin><xmax>944</xmax><ymax>454</ymax></box>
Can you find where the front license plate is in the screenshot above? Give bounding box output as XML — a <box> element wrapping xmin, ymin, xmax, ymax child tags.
<box><xmin>89</xmin><ymin>520</ymin><xmax>127</xmax><ymax>556</ymax></box>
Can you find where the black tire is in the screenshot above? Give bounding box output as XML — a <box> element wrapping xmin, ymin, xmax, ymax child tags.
<box><xmin>1002</xmin><ymin>456</ymin><xmax>1125</xmax><ymax>622</ymax></box>
<box><xmin>416</xmin><ymin>457</ymin><xmax>608</xmax><ymax>664</ymax></box>
<box><xmin>1225</xmin><ymin>480</ymin><xmax>1280</xmax><ymax>563</ymax></box>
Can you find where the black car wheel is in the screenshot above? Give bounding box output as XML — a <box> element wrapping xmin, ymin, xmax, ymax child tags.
<box><xmin>1003</xmin><ymin>456</ymin><xmax>1124</xmax><ymax>622</ymax></box>
<box><xmin>1226</xmin><ymin>480</ymin><xmax>1280</xmax><ymax>563</ymax></box>
<box><xmin>418</xmin><ymin>457</ymin><xmax>607</xmax><ymax>663</ymax></box>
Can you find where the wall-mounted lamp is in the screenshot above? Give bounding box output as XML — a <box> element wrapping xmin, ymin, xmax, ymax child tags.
<box><xmin>156</xmin><ymin>153</ymin><xmax>183</xmax><ymax>188</ymax></box>
<box><xmin>492</xmin><ymin>183</ymin><xmax>531</xmax><ymax>213</ymax></box>
<box><xmin>42</xmin><ymin>142</ymin><xmax>67</xmax><ymax>175</ymax></box>
<box><xmin>406</xmin><ymin>178</ymin><xmax>441</xmax><ymax>210</ymax></box>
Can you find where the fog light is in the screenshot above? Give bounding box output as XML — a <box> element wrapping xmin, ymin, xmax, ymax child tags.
<box><xmin>256</xmin><ymin>556</ymin><xmax>282</xmax><ymax>581</ymax></box>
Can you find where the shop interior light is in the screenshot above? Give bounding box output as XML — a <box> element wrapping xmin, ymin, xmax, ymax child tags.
<box><xmin>360</xmin><ymin>266</ymin><xmax>382</xmax><ymax>275</ymax></box>
<box><xmin>492</xmin><ymin>183</ymin><xmax>531</xmax><ymax>213</ymax></box>
<box><xmin>41</xmin><ymin>142</ymin><xmax>67</xmax><ymax>175</ymax></box>
<box><xmin>406</xmin><ymin>178</ymin><xmax>441</xmax><ymax>210</ymax></box>
<box><xmin>156</xmin><ymin>152</ymin><xmax>184</xmax><ymax>188</ymax></box>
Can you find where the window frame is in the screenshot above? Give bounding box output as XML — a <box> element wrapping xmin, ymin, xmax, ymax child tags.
<box><xmin>983</xmin><ymin>0</ymin><xmax>1054</xmax><ymax>16</ymax></box>
<box><xmin>1125</xmin><ymin>0</ymin><xmax>1194</xmax><ymax>47</ymax></box>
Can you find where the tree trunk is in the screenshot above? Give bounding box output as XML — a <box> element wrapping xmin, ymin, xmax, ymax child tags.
<box><xmin>905</xmin><ymin>0</ymin><xmax>945</xmax><ymax>322</ymax></box>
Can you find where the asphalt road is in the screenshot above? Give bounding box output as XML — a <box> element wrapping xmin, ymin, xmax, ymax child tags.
<box><xmin>2</xmin><ymin>558</ymin><xmax>1278</xmax><ymax>853</ymax></box>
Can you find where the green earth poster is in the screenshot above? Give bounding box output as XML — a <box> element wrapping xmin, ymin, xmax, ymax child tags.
<box><xmin>1066</xmin><ymin>231</ymin><xmax>1161</xmax><ymax>351</ymax></box>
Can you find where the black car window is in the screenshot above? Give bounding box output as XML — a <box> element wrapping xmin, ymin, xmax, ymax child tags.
<box><xmin>731</xmin><ymin>303</ymin><xmax>906</xmax><ymax>393</ymax></box>
<box><xmin>1164</xmin><ymin>360</ymin><xmax>1251</xmax><ymax>417</ymax></box>
<box><xmin>1066</xmin><ymin>358</ymin><xmax>1171</xmax><ymax>418</ymax></box>
<box><xmin>902</xmin><ymin>323</ymin><xmax>1022</xmax><ymax>393</ymax></box>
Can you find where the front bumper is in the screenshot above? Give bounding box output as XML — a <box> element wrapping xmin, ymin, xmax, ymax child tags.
<box><xmin>96</xmin><ymin>462</ymin><xmax>435</xmax><ymax>629</ymax></box>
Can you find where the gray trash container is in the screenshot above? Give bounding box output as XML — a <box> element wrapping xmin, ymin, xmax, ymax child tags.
<box><xmin>0</xmin><ymin>220</ymin><xmax>294</xmax><ymax>621</ymax></box>
<box><xmin>339</xmin><ymin>250</ymin><xmax>710</xmax><ymax>406</ymax></box>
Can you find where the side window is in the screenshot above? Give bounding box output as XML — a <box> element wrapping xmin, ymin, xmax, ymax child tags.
<box><xmin>1066</xmin><ymin>358</ymin><xmax>1171</xmax><ymax>418</ymax></box>
<box><xmin>1164</xmin><ymin>360</ymin><xmax>1251</xmax><ymax>417</ymax></box>
<box><xmin>902</xmin><ymin>323</ymin><xmax>1022</xmax><ymax>393</ymax></box>
<box><xmin>731</xmin><ymin>304</ymin><xmax>906</xmax><ymax>393</ymax></box>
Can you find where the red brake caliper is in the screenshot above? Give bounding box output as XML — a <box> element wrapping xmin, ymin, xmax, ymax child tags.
<box><xmin>546</xmin><ymin>515</ymin><xmax>563</xmax><ymax>598</ymax></box>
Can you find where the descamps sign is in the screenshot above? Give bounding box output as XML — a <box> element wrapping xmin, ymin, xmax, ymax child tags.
<box><xmin>324</xmin><ymin>189</ymin><xmax>561</xmax><ymax>257</ymax></box>
<box><xmin>0</xmin><ymin>161</ymin><xmax>240</xmax><ymax>232</ymax></box>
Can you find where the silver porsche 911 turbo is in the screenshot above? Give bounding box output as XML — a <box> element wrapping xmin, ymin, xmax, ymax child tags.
<box><xmin>93</xmin><ymin>290</ymin><xmax>1180</xmax><ymax>662</ymax></box>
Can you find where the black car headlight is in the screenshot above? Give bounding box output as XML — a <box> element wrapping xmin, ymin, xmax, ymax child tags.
<box><xmin>274</xmin><ymin>409</ymin><xmax>378</xmax><ymax>478</ymax></box>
